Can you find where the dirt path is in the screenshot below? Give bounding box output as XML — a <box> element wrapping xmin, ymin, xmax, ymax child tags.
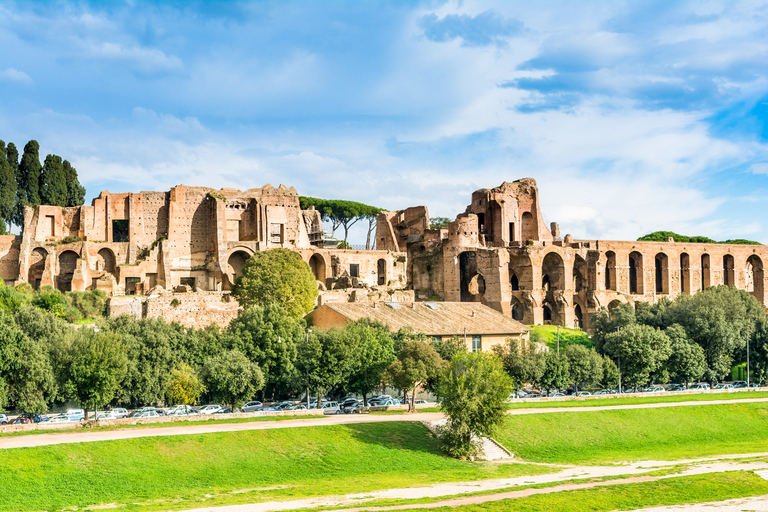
<box><xmin>181</xmin><ymin>455</ymin><xmax>768</xmax><ymax>512</ymax></box>
<box><xmin>621</xmin><ymin>495</ymin><xmax>768</xmax><ymax>511</ymax></box>
<box><xmin>3</xmin><ymin>397</ymin><xmax>768</xmax><ymax>450</ymax></box>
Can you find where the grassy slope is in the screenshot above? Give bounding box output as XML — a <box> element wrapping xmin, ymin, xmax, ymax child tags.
<box><xmin>528</xmin><ymin>325</ymin><xmax>593</xmax><ymax>350</ymax></box>
<box><xmin>496</xmin><ymin>401</ymin><xmax>768</xmax><ymax>464</ymax></box>
<box><xmin>393</xmin><ymin>471</ymin><xmax>768</xmax><ymax>512</ymax></box>
<box><xmin>2</xmin><ymin>422</ymin><xmax>550</xmax><ymax>512</ymax></box>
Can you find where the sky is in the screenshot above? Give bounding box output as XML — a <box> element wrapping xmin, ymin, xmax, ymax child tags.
<box><xmin>3</xmin><ymin>1</ymin><xmax>768</xmax><ymax>244</ymax></box>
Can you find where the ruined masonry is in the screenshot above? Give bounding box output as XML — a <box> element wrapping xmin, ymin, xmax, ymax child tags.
<box><xmin>0</xmin><ymin>178</ymin><xmax>764</xmax><ymax>330</ymax></box>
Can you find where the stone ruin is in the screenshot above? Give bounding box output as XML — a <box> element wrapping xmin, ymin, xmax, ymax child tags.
<box><xmin>0</xmin><ymin>178</ymin><xmax>764</xmax><ymax>330</ymax></box>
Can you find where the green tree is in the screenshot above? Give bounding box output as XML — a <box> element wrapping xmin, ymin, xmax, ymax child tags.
<box><xmin>386</xmin><ymin>340</ymin><xmax>445</xmax><ymax>412</ymax></box>
<box><xmin>226</xmin><ymin>304</ymin><xmax>301</xmax><ymax>397</ymax></box>
<box><xmin>40</xmin><ymin>154</ymin><xmax>67</xmax><ymax>206</ymax></box>
<box><xmin>541</xmin><ymin>351</ymin><xmax>570</xmax><ymax>393</ymax></box>
<box><xmin>63</xmin><ymin>329</ymin><xmax>128</xmax><ymax>418</ymax></box>
<box><xmin>601</xmin><ymin>355</ymin><xmax>620</xmax><ymax>388</ymax></box>
<box><xmin>202</xmin><ymin>349</ymin><xmax>264</xmax><ymax>409</ymax></box>
<box><xmin>6</xmin><ymin>142</ymin><xmax>23</xmax><ymax>229</ymax></box>
<box><xmin>296</xmin><ymin>328</ymin><xmax>352</xmax><ymax>406</ymax></box>
<box><xmin>751</xmin><ymin>318</ymin><xmax>768</xmax><ymax>385</ymax></box>
<box><xmin>565</xmin><ymin>344</ymin><xmax>603</xmax><ymax>392</ymax></box>
<box><xmin>665</xmin><ymin>324</ymin><xmax>707</xmax><ymax>386</ymax></box>
<box><xmin>492</xmin><ymin>338</ymin><xmax>545</xmax><ymax>391</ymax></box>
<box><xmin>343</xmin><ymin>319</ymin><xmax>395</xmax><ymax>405</ymax></box>
<box><xmin>591</xmin><ymin>302</ymin><xmax>636</xmax><ymax>353</ymax></box>
<box><xmin>63</xmin><ymin>160</ymin><xmax>86</xmax><ymax>206</ymax></box>
<box><xmin>299</xmin><ymin>197</ymin><xmax>383</xmax><ymax>246</ymax></box>
<box><xmin>437</xmin><ymin>351</ymin><xmax>513</xmax><ymax>458</ymax></box>
<box><xmin>165</xmin><ymin>363</ymin><xmax>204</xmax><ymax>413</ymax></box>
<box><xmin>602</xmin><ymin>324</ymin><xmax>671</xmax><ymax>388</ymax></box>
<box><xmin>19</xmin><ymin>140</ymin><xmax>42</xmax><ymax>207</ymax></box>
<box><xmin>0</xmin><ymin>141</ymin><xmax>16</xmax><ymax>233</ymax></box>
<box><xmin>429</xmin><ymin>217</ymin><xmax>451</xmax><ymax>230</ymax></box>
<box><xmin>231</xmin><ymin>248</ymin><xmax>318</xmax><ymax>319</ymax></box>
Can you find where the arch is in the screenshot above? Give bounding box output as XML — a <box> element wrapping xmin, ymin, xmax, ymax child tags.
<box><xmin>307</xmin><ymin>253</ymin><xmax>326</xmax><ymax>284</ymax></box>
<box><xmin>605</xmin><ymin>251</ymin><xmax>617</xmax><ymax>291</ymax></box>
<box><xmin>723</xmin><ymin>254</ymin><xmax>735</xmax><ymax>286</ymax></box>
<box><xmin>227</xmin><ymin>250</ymin><xmax>251</xmax><ymax>280</ymax></box>
<box><xmin>509</xmin><ymin>252</ymin><xmax>533</xmax><ymax>290</ymax></box>
<box><xmin>521</xmin><ymin>211</ymin><xmax>535</xmax><ymax>241</ymax></box>
<box><xmin>655</xmin><ymin>252</ymin><xmax>669</xmax><ymax>294</ymax></box>
<box><xmin>57</xmin><ymin>250</ymin><xmax>79</xmax><ymax>292</ymax></box>
<box><xmin>701</xmin><ymin>254</ymin><xmax>711</xmax><ymax>289</ymax></box>
<box><xmin>680</xmin><ymin>253</ymin><xmax>691</xmax><ymax>294</ymax></box>
<box><xmin>459</xmin><ymin>251</ymin><xmax>478</xmax><ymax>302</ymax></box>
<box><xmin>468</xmin><ymin>274</ymin><xmax>486</xmax><ymax>296</ymax></box>
<box><xmin>377</xmin><ymin>258</ymin><xmax>386</xmax><ymax>286</ymax></box>
<box><xmin>542</xmin><ymin>252</ymin><xmax>565</xmax><ymax>291</ymax></box>
<box><xmin>629</xmin><ymin>251</ymin><xmax>643</xmax><ymax>295</ymax></box>
<box><xmin>542</xmin><ymin>303</ymin><xmax>553</xmax><ymax>323</ymax></box>
<box><xmin>542</xmin><ymin>274</ymin><xmax>550</xmax><ymax>291</ymax></box>
<box><xmin>510</xmin><ymin>272</ymin><xmax>519</xmax><ymax>291</ymax></box>
<box><xmin>574</xmin><ymin>304</ymin><xmax>584</xmax><ymax>330</ymax></box>
<box><xmin>607</xmin><ymin>299</ymin><xmax>623</xmax><ymax>314</ymax></box>
<box><xmin>573</xmin><ymin>255</ymin><xmax>587</xmax><ymax>293</ymax></box>
<box><xmin>97</xmin><ymin>248</ymin><xmax>116</xmax><ymax>274</ymax></box>
<box><xmin>510</xmin><ymin>296</ymin><xmax>525</xmax><ymax>322</ymax></box>
<box><xmin>747</xmin><ymin>255</ymin><xmax>764</xmax><ymax>305</ymax></box>
<box><xmin>28</xmin><ymin>247</ymin><xmax>48</xmax><ymax>290</ymax></box>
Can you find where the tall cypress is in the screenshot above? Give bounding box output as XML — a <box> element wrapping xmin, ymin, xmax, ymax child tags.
<box><xmin>0</xmin><ymin>141</ymin><xmax>15</xmax><ymax>234</ymax></box>
<box><xmin>41</xmin><ymin>154</ymin><xmax>67</xmax><ymax>206</ymax></box>
<box><xmin>6</xmin><ymin>142</ymin><xmax>24</xmax><ymax>229</ymax></box>
<box><xmin>19</xmin><ymin>140</ymin><xmax>42</xmax><ymax>206</ymax></box>
<box><xmin>63</xmin><ymin>160</ymin><xmax>85</xmax><ymax>206</ymax></box>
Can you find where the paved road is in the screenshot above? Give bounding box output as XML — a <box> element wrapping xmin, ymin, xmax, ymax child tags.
<box><xmin>3</xmin><ymin>397</ymin><xmax>768</xmax><ymax>450</ymax></box>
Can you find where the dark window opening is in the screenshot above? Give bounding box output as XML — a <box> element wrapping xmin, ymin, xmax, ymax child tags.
<box><xmin>510</xmin><ymin>273</ymin><xmax>519</xmax><ymax>291</ymax></box>
<box><xmin>350</xmin><ymin>264</ymin><xmax>359</xmax><ymax>278</ymax></box>
<box><xmin>112</xmin><ymin>219</ymin><xmax>129</xmax><ymax>243</ymax></box>
<box><xmin>125</xmin><ymin>277</ymin><xmax>141</xmax><ymax>295</ymax></box>
<box><xmin>477</xmin><ymin>213</ymin><xmax>485</xmax><ymax>233</ymax></box>
<box><xmin>180</xmin><ymin>277</ymin><xmax>196</xmax><ymax>290</ymax></box>
<box><xmin>543</xmin><ymin>304</ymin><xmax>552</xmax><ymax>322</ymax></box>
<box><xmin>509</xmin><ymin>222</ymin><xmax>515</xmax><ymax>242</ymax></box>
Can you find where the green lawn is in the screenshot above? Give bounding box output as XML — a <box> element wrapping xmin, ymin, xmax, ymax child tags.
<box><xmin>496</xmin><ymin>401</ymin><xmax>768</xmax><ymax>464</ymax></box>
<box><xmin>528</xmin><ymin>325</ymin><xmax>593</xmax><ymax>350</ymax></box>
<box><xmin>507</xmin><ymin>390</ymin><xmax>768</xmax><ymax>409</ymax></box>
<box><xmin>388</xmin><ymin>471</ymin><xmax>768</xmax><ymax>512</ymax></box>
<box><xmin>1</xmin><ymin>422</ymin><xmax>552</xmax><ymax>512</ymax></box>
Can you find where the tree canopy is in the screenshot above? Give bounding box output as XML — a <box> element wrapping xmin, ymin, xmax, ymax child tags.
<box><xmin>299</xmin><ymin>196</ymin><xmax>383</xmax><ymax>247</ymax></box>
<box><xmin>231</xmin><ymin>248</ymin><xmax>318</xmax><ymax>319</ymax></box>
<box><xmin>637</xmin><ymin>231</ymin><xmax>760</xmax><ymax>245</ymax></box>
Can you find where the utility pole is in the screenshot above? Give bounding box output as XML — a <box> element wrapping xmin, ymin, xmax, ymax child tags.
<box><xmin>556</xmin><ymin>325</ymin><xmax>560</xmax><ymax>354</ymax></box>
<box><xmin>306</xmin><ymin>328</ymin><xmax>312</xmax><ymax>409</ymax></box>
<box><xmin>747</xmin><ymin>336</ymin><xmax>750</xmax><ymax>389</ymax></box>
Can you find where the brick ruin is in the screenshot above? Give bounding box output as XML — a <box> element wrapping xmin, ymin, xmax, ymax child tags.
<box><xmin>0</xmin><ymin>177</ymin><xmax>765</xmax><ymax>330</ymax></box>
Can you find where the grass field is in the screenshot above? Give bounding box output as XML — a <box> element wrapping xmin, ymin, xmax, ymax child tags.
<box><xmin>528</xmin><ymin>325</ymin><xmax>593</xmax><ymax>350</ymax></box>
<box><xmin>495</xmin><ymin>401</ymin><xmax>768</xmax><ymax>464</ymax></box>
<box><xmin>1</xmin><ymin>422</ymin><xmax>552</xmax><ymax>512</ymax></box>
<box><xmin>388</xmin><ymin>471</ymin><xmax>768</xmax><ymax>512</ymax></box>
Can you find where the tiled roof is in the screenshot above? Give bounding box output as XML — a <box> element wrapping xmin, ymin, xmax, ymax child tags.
<box><xmin>316</xmin><ymin>301</ymin><xmax>528</xmax><ymax>336</ymax></box>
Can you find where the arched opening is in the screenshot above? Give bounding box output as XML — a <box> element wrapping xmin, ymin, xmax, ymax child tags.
<box><xmin>97</xmin><ymin>248</ymin><xmax>116</xmax><ymax>274</ymax></box>
<box><xmin>542</xmin><ymin>252</ymin><xmax>565</xmax><ymax>291</ymax></box>
<box><xmin>574</xmin><ymin>304</ymin><xmax>584</xmax><ymax>330</ymax></box>
<box><xmin>510</xmin><ymin>272</ymin><xmax>519</xmax><ymax>291</ymax></box>
<box><xmin>723</xmin><ymin>254</ymin><xmax>735</xmax><ymax>286</ymax></box>
<box><xmin>605</xmin><ymin>251</ymin><xmax>617</xmax><ymax>291</ymax></box>
<box><xmin>227</xmin><ymin>250</ymin><xmax>250</xmax><ymax>282</ymax></box>
<box><xmin>521</xmin><ymin>211</ymin><xmax>535</xmax><ymax>241</ymax></box>
<box><xmin>747</xmin><ymin>255</ymin><xmax>764</xmax><ymax>305</ymax></box>
<box><xmin>629</xmin><ymin>251</ymin><xmax>643</xmax><ymax>295</ymax></box>
<box><xmin>655</xmin><ymin>253</ymin><xmax>669</xmax><ymax>294</ymax></box>
<box><xmin>459</xmin><ymin>251</ymin><xmax>478</xmax><ymax>302</ymax></box>
<box><xmin>309</xmin><ymin>254</ymin><xmax>326</xmax><ymax>284</ymax></box>
<box><xmin>542</xmin><ymin>303</ymin><xmax>553</xmax><ymax>323</ymax></box>
<box><xmin>680</xmin><ymin>253</ymin><xmax>690</xmax><ymax>294</ymax></box>
<box><xmin>607</xmin><ymin>299</ymin><xmax>623</xmax><ymax>314</ymax></box>
<box><xmin>574</xmin><ymin>255</ymin><xmax>587</xmax><ymax>292</ymax></box>
<box><xmin>542</xmin><ymin>274</ymin><xmax>551</xmax><ymax>291</ymax></box>
<box><xmin>510</xmin><ymin>296</ymin><xmax>525</xmax><ymax>322</ymax></box>
<box><xmin>509</xmin><ymin>253</ymin><xmax>533</xmax><ymax>290</ymax></box>
<box><xmin>58</xmin><ymin>250</ymin><xmax>79</xmax><ymax>292</ymax></box>
<box><xmin>28</xmin><ymin>247</ymin><xmax>48</xmax><ymax>290</ymax></box>
<box><xmin>468</xmin><ymin>274</ymin><xmax>486</xmax><ymax>296</ymax></box>
<box><xmin>377</xmin><ymin>258</ymin><xmax>386</xmax><ymax>286</ymax></box>
<box><xmin>701</xmin><ymin>254</ymin><xmax>711</xmax><ymax>289</ymax></box>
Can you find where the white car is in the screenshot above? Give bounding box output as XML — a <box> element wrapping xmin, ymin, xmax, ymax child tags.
<box><xmin>197</xmin><ymin>405</ymin><xmax>223</xmax><ymax>414</ymax></box>
<box><xmin>48</xmin><ymin>415</ymin><xmax>76</xmax><ymax>423</ymax></box>
<box><xmin>322</xmin><ymin>402</ymin><xmax>340</xmax><ymax>415</ymax></box>
<box><xmin>136</xmin><ymin>410</ymin><xmax>159</xmax><ymax>418</ymax></box>
<box><xmin>0</xmin><ymin>414</ymin><xmax>8</xmax><ymax>424</ymax></box>
<box><xmin>66</xmin><ymin>409</ymin><xmax>85</xmax><ymax>421</ymax></box>
<box><xmin>110</xmin><ymin>408</ymin><xmax>129</xmax><ymax>418</ymax></box>
<box><xmin>94</xmin><ymin>413</ymin><xmax>117</xmax><ymax>421</ymax></box>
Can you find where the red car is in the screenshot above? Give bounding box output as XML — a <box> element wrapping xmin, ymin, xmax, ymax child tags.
<box><xmin>11</xmin><ymin>418</ymin><xmax>31</xmax><ymax>425</ymax></box>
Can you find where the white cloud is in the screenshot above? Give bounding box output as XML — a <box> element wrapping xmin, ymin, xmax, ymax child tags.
<box><xmin>89</xmin><ymin>42</ymin><xmax>183</xmax><ymax>72</ymax></box>
<box><xmin>0</xmin><ymin>67</ymin><xmax>32</xmax><ymax>83</ymax></box>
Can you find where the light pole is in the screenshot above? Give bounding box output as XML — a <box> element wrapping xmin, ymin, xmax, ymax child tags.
<box><xmin>305</xmin><ymin>328</ymin><xmax>312</xmax><ymax>409</ymax></box>
<box><xmin>747</xmin><ymin>336</ymin><xmax>750</xmax><ymax>389</ymax></box>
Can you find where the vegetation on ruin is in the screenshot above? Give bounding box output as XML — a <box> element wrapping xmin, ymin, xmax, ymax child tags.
<box><xmin>0</xmin><ymin>422</ymin><xmax>552</xmax><ymax>512</ymax></box>
<box><xmin>299</xmin><ymin>195</ymin><xmax>383</xmax><ymax>247</ymax></box>
<box><xmin>496</xmin><ymin>401</ymin><xmax>768</xmax><ymax>464</ymax></box>
<box><xmin>0</xmin><ymin>138</ymin><xmax>86</xmax><ymax>233</ymax></box>
<box><xmin>231</xmin><ymin>248</ymin><xmax>318</xmax><ymax>319</ymax></box>
<box><xmin>638</xmin><ymin>230</ymin><xmax>761</xmax><ymax>245</ymax></box>
<box><xmin>429</xmin><ymin>216</ymin><xmax>451</xmax><ymax>229</ymax></box>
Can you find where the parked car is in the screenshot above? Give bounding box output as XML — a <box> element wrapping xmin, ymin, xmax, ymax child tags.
<box><xmin>342</xmin><ymin>400</ymin><xmax>363</xmax><ymax>413</ymax></box>
<box><xmin>94</xmin><ymin>412</ymin><xmax>117</xmax><ymax>421</ymax></box>
<box><xmin>345</xmin><ymin>403</ymin><xmax>369</xmax><ymax>414</ymax></box>
<box><xmin>689</xmin><ymin>383</ymin><xmax>710</xmax><ymax>390</ymax></box>
<box><xmin>135</xmin><ymin>410</ymin><xmax>159</xmax><ymax>418</ymax></box>
<box><xmin>732</xmin><ymin>381</ymin><xmax>748</xmax><ymax>388</ymax></box>
<box><xmin>322</xmin><ymin>402</ymin><xmax>340</xmax><ymax>415</ymax></box>
<box><xmin>11</xmin><ymin>417</ymin><xmax>31</xmax><ymax>425</ymax></box>
<box><xmin>66</xmin><ymin>409</ymin><xmax>85</xmax><ymax>421</ymax></box>
<box><xmin>339</xmin><ymin>398</ymin><xmax>360</xmax><ymax>409</ymax></box>
<box><xmin>0</xmin><ymin>414</ymin><xmax>8</xmax><ymax>424</ymax></box>
<box><xmin>667</xmin><ymin>384</ymin><xmax>687</xmax><ymax>392</ymax></box>
<box><xmin>197</xmin><ymin>404</ymin><xmax>223</xmax><ymax>414</ymax></box>
<box><xmin>241</xmin><ymin>401</ymin><xmax>263</xmax><ymax>413</ymax></box>
<box><xmin>592</xmin><ymin>390</ymin><xmax>609</xmax><ymax>395</ymax></box>
<box><xmin>645</xmin><ymin>386</ymin><xmax>665</xmax><ymax>393</ymax></box>
<box><xmin>549</xmin><ymin>393</ymin><xmax>565</xmax><ymax>397</ymax></box>
<box><xmin>18</xmin><ymin>412</ymin><xmax>49</xmax><ymax>423</ymax></box>
<box><xmin>47</xmin><ymin>415</ymin><xmax>76</xmax><ymax>423</ymax></box>
<box><xmin>377</xmin><ymin>399</ymin><xmax>400</xmax><ymax>406</ymax></box>
<box><xmin>714</xmin><ymin>383</ymin><xmax>734</xmax><ymax>390</ymax></box>
<box><xmin>110</xmin><ymin>408</ymin><xmax>130</xmax><ymax>418</ymax></box>
<box><xmin>214</xmin><ymin>407</ymin><xmax>235</xmax><ymax>414</ymax></box>
<box><xmin>576</xmin><ymin>391</ymin><xmax>591</xmax><ymax>397</ymax></box>
<box><xmin>285</xmin><ymin>404</ymin><xmax>306</xmax><ymax>411</ymax></box>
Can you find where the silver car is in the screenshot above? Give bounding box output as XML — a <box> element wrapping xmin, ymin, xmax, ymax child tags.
<box><xmin>241</xmin><ymin>401</ymin><xmax>263</xmax><ymax>413</ymax></box>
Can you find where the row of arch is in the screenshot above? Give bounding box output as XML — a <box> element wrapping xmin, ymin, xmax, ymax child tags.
<box><xmin>28</xmin><ymin>247</ymin><xmax>117</xmax><ymax>291</ymax></box>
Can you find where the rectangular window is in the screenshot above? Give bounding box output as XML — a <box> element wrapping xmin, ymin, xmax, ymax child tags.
<box><xmin>350</xmin><ymin>264</ymin><xmax>359</xmax><ymax>278</ymax></box>
<box><xmin>180</xmin><ymin>277</ymin><xmax>196</xmax><ymax>290</ymax></box>
<box><xmin>46</xmin><ymin>215</ymin><xmax>55</xmax><ymax>237</ymax></box>
<box><xmin>270</xmin><ymin>223</ymin><xmax>284</xmax><ymax>244</ymax></box>
<box><xmin>125</xmin><ymin>277</ymin><xmax>141</xmax><ymax>295</ymax></box>
<box><xmin>432</xmin><ymin>336</ymin><xmax>442</xmax><ymax>342</ymax></box>
<box><xmin>112</xmin><ymin>219</ymin><xmax>129</xmax><ymax>243</ymax></box>
<box><xmin>472</xmin><ymin>335</ymin><xmax>482</xmax><ymax>353</ymax></box>
<box><xmin>509</xmin><ymin>222</ymin><xmax>515</xmax><ymax>242</ymax></box>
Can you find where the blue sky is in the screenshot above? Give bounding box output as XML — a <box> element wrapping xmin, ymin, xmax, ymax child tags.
<box><xmin>3</xmin><ymin>1</ymin><xmax>768</xmax><ymax>243</ymax></box>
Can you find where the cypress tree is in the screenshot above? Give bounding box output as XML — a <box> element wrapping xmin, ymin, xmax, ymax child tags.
<box><xmin>6</xmin><ymin>142</ymin><xmax>24</xmax><ymax>230</ymax></box>
<box><xmin>19</xmin><ymin>140</ymin><xmax>42</xmax><ymax>206</ymax></box>
<box><xmin>63</xmin><ymin>160</ymin><xmax>85</xmax><ymax>206</ymax></box>
<box><xmin>41</xmin><ymin>154</ymin><xmax>67</xmax><ymax>206</ymax></box>
<box><xmin>0</xmin><ymin>141</ymin><xmax>14</xmax><ymax>234</ymax></box>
